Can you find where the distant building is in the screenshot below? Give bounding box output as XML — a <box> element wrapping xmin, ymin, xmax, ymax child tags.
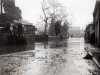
<box><xmin>68</xmin><ymin>26</ymin><xmax>84</xmax><ymax>38</ymax></box>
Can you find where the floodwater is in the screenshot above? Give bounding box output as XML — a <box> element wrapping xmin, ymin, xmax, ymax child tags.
<box><xmin>0</xmin><ymin>38</ymin><xmax>99</xmax><ymax>75</ymax></box>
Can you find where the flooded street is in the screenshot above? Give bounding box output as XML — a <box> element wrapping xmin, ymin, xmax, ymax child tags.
<box><xmin>0</xmin><ymin>38</ymin><xmax>100</xmax><ymax>75</ymax></box>
<box><xmin>0</xmin><ymin>0</ymin><xmax>99</xmax><ymax>75</ymax></box>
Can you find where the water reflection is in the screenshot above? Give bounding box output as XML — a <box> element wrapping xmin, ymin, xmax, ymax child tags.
<box><xmin>0</xmin><ymin>40</ymin><xmax>67</xmax><ymax>55</ymax></box>
<box><xmin>0</xmin><ymin>43</ymin><xmax>35</xmax><ymax>55</ymax></box>
<box><xmin>35</xmin><ymin>40</ymin><xmax>67</xmax><ymax>50</ymax></box>
<box><xmin>43</xmin><ymin>42</ymin><xmax>49</xmax><ymax>49</ymax></box>
<box><xmin>49</xmin><ymin>41</ymin><xmax>67</xmax><ymax>48</ymax></box>
<box><xmin>34</xmin><ymin>41</ymin><xmax>67</xmax><ymax>75</ymax></box>
<box><xmin>0</xmin><ymin>38</ymin><xmax>96</xmax><ymax>75</ymax></box>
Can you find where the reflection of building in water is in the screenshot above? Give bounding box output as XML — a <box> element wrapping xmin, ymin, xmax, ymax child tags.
<box><xmin>68</xmin><ymin>26</ymin><xmax>84</xmax><ymax>38</ymax></box>
<box><xmin>0</xmin><ymin>43</ymin><xmax>35</xmax><ymax>55</ymax></box>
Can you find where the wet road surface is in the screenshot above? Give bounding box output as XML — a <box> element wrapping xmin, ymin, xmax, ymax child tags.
<box><xmin>0</xmin><ymin>38</ymin><xmax>100</xmax><ymax>75</ymax></box>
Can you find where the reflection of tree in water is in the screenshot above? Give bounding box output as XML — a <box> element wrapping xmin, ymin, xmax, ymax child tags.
<box><xmin>55</xmin><ymin>42</ymin><xmax>60</xmax><ymax>48</ymax></box>
<box><xmin>43</xmin><ymin>42</ymin><xmax>48</xmax><ymax>49</ymax></box>
<box><xmin>50</xmin><ymin>41</ymin><xmax>67</xmax><ymax>48</ymax></box>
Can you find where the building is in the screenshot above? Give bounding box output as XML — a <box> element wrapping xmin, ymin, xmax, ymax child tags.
<box><xmin>93</xmin><ymin>0</ymin><xmax>100</xmax><ymax>47</ymax></box>
<box><xmin>0</xmin><ymin>22</ymin><xmax>36</xmax><ymax>46</ymax></box>
<box><xmin>84</xmin><ymin>23</ymin><xmax>95</xmax><ymax>44</ymax></box>
<box><xmin>68</xmin><ymin>26</ymin><xmax>84</xmax><ymax>38</ymax></box>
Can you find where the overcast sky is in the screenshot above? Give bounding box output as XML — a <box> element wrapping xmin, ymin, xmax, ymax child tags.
<box><xmin>15</xmin><ymin>0</ymin><xmax>96</xmax><ymax>29</ymax></box>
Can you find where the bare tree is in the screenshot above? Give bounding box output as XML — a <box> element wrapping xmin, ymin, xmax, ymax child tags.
<box><xmin>41</xmin><ymin>0</ymin><xmax>69</xmax><ymax>35</ymax></box>
<box><xmin>41</xmin><ymin>0</ymin><xmax>50</xmax><ymax>35</ymax></box>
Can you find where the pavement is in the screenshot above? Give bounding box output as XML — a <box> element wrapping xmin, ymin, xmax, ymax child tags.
<box><xmin>0</xmin><ymin>38</ymin><xmax>100</xmax><ymax>75</ymax></box>
<box><xmin>85</xmin><ymin>43</ymin><xmax>100</xmax><ymax>68</ymax></box>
